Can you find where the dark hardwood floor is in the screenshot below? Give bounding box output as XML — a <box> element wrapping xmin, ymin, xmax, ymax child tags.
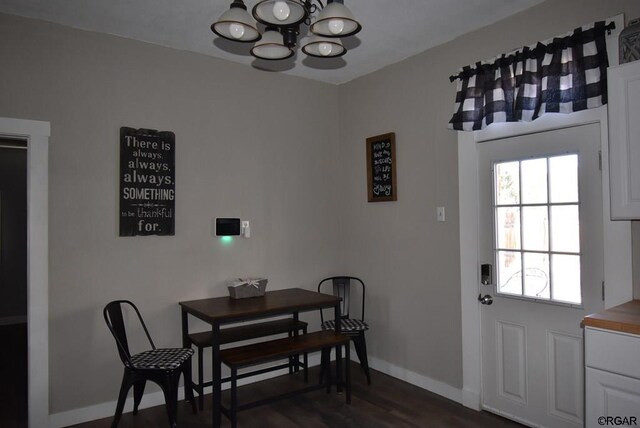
<box><xmin>0</xmin><ymin>323</ymin><xmax>28</xmax><ymax>428</ymax></box>
<box><xmin>70</xmin><ymin>363</ymin><xmax>523</xmax><ymax>428</ymax></box>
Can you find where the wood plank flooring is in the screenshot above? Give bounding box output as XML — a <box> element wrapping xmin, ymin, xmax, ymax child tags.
<box><xmin>70</xmin><ymin>363</ymin><xmax>523</xmax><ymax>428</ymax></box>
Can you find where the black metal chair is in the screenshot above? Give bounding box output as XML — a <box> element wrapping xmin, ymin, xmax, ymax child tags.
<box><xmin>318</xmin><ymin>276</ymin><xmax>371</xmax><ymax>385</ymax></box>
<box><xmin>104</xmin><ymin>300</ymin><xmax>197</xmax><ymax>428</ymax></box>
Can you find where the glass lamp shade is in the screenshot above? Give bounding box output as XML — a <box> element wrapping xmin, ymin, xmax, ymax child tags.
<box><xmin>250</xmin><ymin>29</ymin><xmax>294</xmax><ymax>60</ymax></box>
<box><xmin>309</xmin><ymin>1</ymin><xmax>361</xmax><ymax>38</ymax></box>
<box><xmin>252</xmin><ymin>0</ymin><xmax>308</xmax><ymax>27</ymax></box>
<box><xmin>302</xmin><ymin>35</ymin><xmax>346</xmax><ymax>58</ymax></box>
<box><xmin>212</xmin><ymin>5</ymin><xmax>261</xmax><ymax>42</ymax></box>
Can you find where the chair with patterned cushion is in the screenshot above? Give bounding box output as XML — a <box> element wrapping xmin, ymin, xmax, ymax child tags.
<box><xmin>104</xmin><ymin>300</ymin><xmax>196</xmax><ymax>428</ymax></box>
<box><xmin>318</xmin><ymin>276</ymin><xmax>371</xmax><ymax>385</ymax></box>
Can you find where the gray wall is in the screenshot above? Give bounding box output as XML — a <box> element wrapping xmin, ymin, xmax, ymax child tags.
<box><xmin>2</xmin><ymin>0</ymin><xmax>640</xmax><ymax>416</ymax></box>
<box><xmin>0</xmin><ymin>13</ymin><xmax>342</xmax><ymax>413</ymax></box>
<box><xmin>337</xmin><ymin>0</ymin><xmax>640</xmax><ymax>389</ymax></box>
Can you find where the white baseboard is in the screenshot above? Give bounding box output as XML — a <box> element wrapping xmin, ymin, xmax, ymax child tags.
<box><xmin>50</xmin><ymin>385</ymin><xmax>180</xmax><ymax>428</ymax></box>
<box><xmin>50</xmin><ymin>352</ymin><xmax>465</xmax><ymax>427</ymax></box>
<box><xmin>462</xmin><ymin>387</ymin><xmax>481</xmax><ymax>410</ymax></box>
<box><xmin>0</xmin><ymin>315</ymin><xmax>27</xmax><ymax>326</ymax></box>
<box><xmin>367</xmin><ymin>355</ymin><xmax>463</xmax><ymax>405</ymax></box>
<box><xmin>49</xmin><ymin>354</ymin><xmax>322</xmax><ymax>428</ymax></box>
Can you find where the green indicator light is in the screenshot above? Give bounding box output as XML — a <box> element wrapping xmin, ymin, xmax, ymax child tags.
<box><xmin>220</xmin><ymin>236</ymin><xmax>233</xmax><ymax>245</ymax></box>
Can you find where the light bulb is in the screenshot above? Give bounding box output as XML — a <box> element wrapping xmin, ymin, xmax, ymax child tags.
<box><xmin>318</xmin><ymin>42</ymin><xmax>333</xmax><ymax>56</ymax></box>
<box><xmin>229</xmin><ymin>23</ymin><xmax>246</xmax><ymax>39</ymax></box>
<box><xmin>272</xmin><ymin>1</ymin><xmax>291</xmax><ymax>21</ymax></box>
<box><xmin>328</xmin><ymin>19</ymin><xmax>344</xmax><ymax>35</ymax></box>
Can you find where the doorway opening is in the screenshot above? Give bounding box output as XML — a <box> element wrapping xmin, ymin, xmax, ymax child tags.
<box><xmin>0</xmin><ymin>138</ymin><xmax>28</xmax><ymax>427</ymax></box>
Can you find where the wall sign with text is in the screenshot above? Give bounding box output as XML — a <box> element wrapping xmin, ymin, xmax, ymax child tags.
<box><xmin>119</xmin><ymin>127</ymin><xmax>175</xmax><ymax>236</ymax></box>
<box><xmin>366</xmin><ymin>132</ymin><xmax>397</xmax><ymax>202</ymax></box>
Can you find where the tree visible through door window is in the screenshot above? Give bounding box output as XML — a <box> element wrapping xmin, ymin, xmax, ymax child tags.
<box><xmin>493</xmin><ymin>154</ymin><xmax>581</xmax><ymax>304</ymax></box>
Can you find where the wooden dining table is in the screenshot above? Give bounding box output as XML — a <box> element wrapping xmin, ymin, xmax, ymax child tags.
<box><xmin>179</xmin><ymin>288</ymin><xmax>343</xmax><ymax>428</ymax></box>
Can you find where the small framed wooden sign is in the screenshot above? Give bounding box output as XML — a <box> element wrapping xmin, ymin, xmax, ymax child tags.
<box><xmin>119</xmin><ymin>127</ymin><xmax>175</xmax><ymax>236</ymax></box>
<box><xmin>366</xmin><ymin>132</ymin><xmax>397</xmax><ymax>202</ymax></box>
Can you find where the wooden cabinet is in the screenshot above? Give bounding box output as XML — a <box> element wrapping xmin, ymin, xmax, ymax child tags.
<box><xmin>583</xmin><ymin>301</ymin><xmax>640</xmax><ymax>428</ymax></box>
<box><xmin>608</xmin><ymin>61</ymin><xmax>640</xmax><ymax>219</ymax></box>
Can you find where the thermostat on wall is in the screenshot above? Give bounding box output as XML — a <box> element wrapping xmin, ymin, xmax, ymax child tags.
<box><xmin>215</xmin><ymin>218</ymin><xmax>241</xmax><ymax>236</ymax></box>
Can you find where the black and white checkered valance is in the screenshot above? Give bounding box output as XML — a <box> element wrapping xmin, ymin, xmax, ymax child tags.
<box><xmin>448</xmin><ymin>21</ymin><xmax>615</xmax><ymax>131</ymax></box>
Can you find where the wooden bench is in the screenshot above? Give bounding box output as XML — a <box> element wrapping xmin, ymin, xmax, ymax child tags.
<box><xmin>187</xmin><ymin>318</ymin><xmax>308</xmax><ymax>410</ymax></box>
<box><xmin>220</xmin><ymin>331</ymin><xmax>351</xmax><ymax>428</ymax></box>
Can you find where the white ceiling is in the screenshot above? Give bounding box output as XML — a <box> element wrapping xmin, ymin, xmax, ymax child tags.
<box><xmin>0</xmin><ymin>0</ymin><xmax>544</xmax><ymax>84</ymax></box>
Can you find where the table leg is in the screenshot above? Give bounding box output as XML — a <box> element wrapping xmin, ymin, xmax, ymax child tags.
<box><xmin>212</xmin><ymin>322</ymin><xmax>221</xmax><ymax>428</ymax></box>
<box><xmin>181</xmin><ymin>309</ymin><xmax>189</xmax><ymax>348</ymax></box>
<box><xmin>334</xmin><ymin>304</ymin><xmax>343</xmax><ymax>392</ymax></box>
<box><xmin>181</xmin><ymin>309</ymin><xmax>194</xmax><ymax>403</ymax></box>
<box><xmin>293</xmin><ymin>312</ymin><xmax>300</xmax><ymax>373</ymax></box>
<box><xmin>345</xmin><ymin>342</ymin><xmax>351</xmax><ymax>404</ymax></box>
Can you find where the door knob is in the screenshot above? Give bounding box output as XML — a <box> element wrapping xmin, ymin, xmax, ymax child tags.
<box><xmin>478</xmin><ymin>294</ymin><xmax>493</xmax><ymax>305</ymax></box>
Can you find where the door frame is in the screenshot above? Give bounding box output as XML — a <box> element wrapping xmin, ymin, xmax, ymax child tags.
<box><xmin>457</xmin><ymin>13</ymin><xmax>631</xmax><ymax>411</ymax></box>
<box><xmin>0</xmin><ymin>117</ymin><xmax>50</xmax><ymax>427</ymax></box>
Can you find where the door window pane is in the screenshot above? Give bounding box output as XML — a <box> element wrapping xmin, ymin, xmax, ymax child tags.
<box><xmin>549</xmin><ymin>155</ymin><xmax>578</xmax><ymax>203</ymax></box>
<box><xmin>551</xmin><ymin>254</ymin><xmax>581</xmax><ymax>304</ymax></box>
<box><xmin>523</xmin><ymin>252</ymin><xmax>550</xmax><ymax>299</ymax></box>
<box><xmin>522</xmin><ymin>206</ymin><xmax>548</xmax><ymax>251</ymax></box>
<box><xmin>498</xmin><ymin>251</ymin><xmax>522</xmax><ymax>295</ymax></box>
<box><xmin>496</xmin><ymin>207</ymin><xmax>521</xmax><ymax>250</ymax></box>
<box><xmin>521</xmin><ymin>158</ymin><xmax>548</xmax><ymax>204</ymax></box>
<box><xmin>551</xmin><ymin>205</ymin><xmax>580</xmax><ymax>253</ymax></box>
<box><xmin>495</xmin><ymin>162</ymin><xmax>520</xmax><ymax>205</ymax></box>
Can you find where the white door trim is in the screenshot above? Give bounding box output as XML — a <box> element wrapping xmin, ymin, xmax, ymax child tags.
<box><xmin>0</xmin><ymin>117</ymin><xmax>50</xmax><ymax>428</ymax></box>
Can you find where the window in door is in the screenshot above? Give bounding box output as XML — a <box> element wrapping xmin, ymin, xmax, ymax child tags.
<box><xmin>493</xmin><ymin>153</ymin><xmax>581</xmax><ymax>304</ymax></box>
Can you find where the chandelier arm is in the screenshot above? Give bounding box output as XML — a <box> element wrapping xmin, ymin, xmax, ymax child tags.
<box><xmin>304</xmin><ymin>0</ymin><xmax>323</xmax><ymax>26</ymax></box>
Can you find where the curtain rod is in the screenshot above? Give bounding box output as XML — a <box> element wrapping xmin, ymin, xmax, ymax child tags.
<box><xmin>448</xmin><ymin>21</ymin><xmax>616</xmax><ymax>82</ymax></box>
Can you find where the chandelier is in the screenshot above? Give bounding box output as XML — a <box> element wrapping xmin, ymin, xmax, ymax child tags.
<box><xmin>212</xmin><ymin>0</ymin><xmax>362</xmax><ymax>60</ymax></box>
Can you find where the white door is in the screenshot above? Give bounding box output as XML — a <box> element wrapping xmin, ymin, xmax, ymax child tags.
<box><xmin>478</xmin><ymin>123</ymin><xmax>604</xmax><ymax>427</ymax></box>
